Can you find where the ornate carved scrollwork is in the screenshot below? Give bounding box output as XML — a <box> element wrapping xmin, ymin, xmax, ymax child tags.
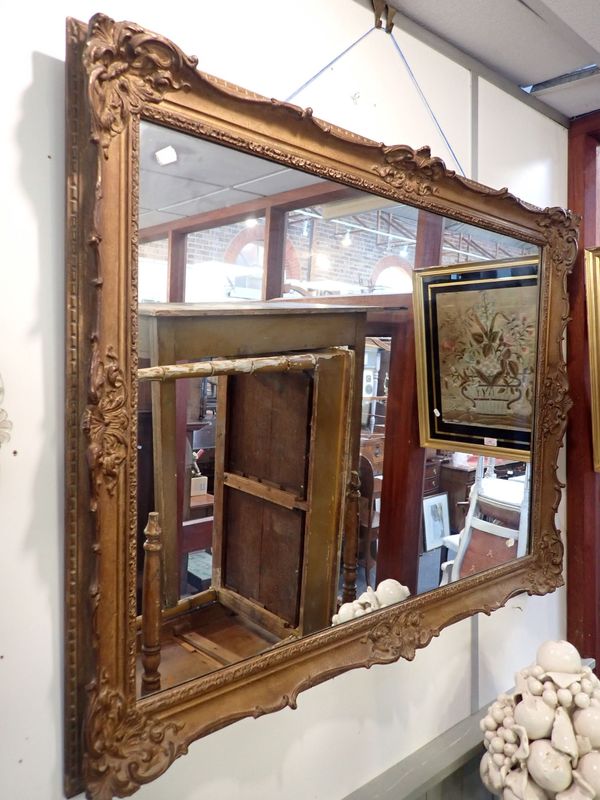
<box><xmin>375</xmin><ymin>144</ymin><xmax>447</xmax><ymax>197</ymax></box>
<box><xmin>363</xmin><ymin>608</ymin><xmax>430</xmax><ymax>661</ymax></box>
<box><xmin>83</xmin><ymin>339</ymin><xmax>128</xmax><ymax>510</ymax></box>
<box><xmin>84</xmin><ymin>671</ymin><xmax>187</xmax><ymax>800</ymax></box>
<box><xmin>527</xmin><ymin>531</ymin><xmax>564</xmax><ymax>595</ymax></box>
<box><xmin>538</xmin><ymin>208</ymin><xmax>580</xmax><ymax>276</ymax></box>
<box><xmin>83</xmin><ymin>13</ymin><xmax>198</xmax><ymax>157</ymax></box>
<box><xmin>539</xmin><ymin>372</ymin><xmax>572</xmax><ymax>440</ymax></box>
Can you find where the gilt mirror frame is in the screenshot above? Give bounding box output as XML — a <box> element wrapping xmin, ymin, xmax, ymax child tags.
<box><xmin>65</xmin><ymin>13</ymin><xmax>578</xmax><ymax>798</ymax></box>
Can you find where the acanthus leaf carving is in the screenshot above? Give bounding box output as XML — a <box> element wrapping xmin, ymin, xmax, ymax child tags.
<box><xmin>84</xmin><ymin>671</ymin><xmax>187</xmax><ymax>800</ymax></box>
<box><xmin>374</xmin><ymin>144</ymin><xmax>447</xmax><ymax>197</ymax></box>
<box><xmin>527</xmin><ymin>532</ymin><xmax>564</xmax><ymax>595</ymax></box>
<box><xmin>363</xmin><ymin>608</ymin><xmax>431</xmax><ymax>661</ymax></box>
<box><xmin>83</xmin><ymin>13</ymin><xmax>198</xmax><ymax>157</ymax></box>
<box><xmin>539</xmin><ymin>371</ymin><xmax>572</xmax><ymax>441</ymax></box>
<box><xmin>537</xmin><ymin>207</ymin><xmax>580</xmax><ymax>277</ymax></box>
<box><xmin>83</xmin><ymin>338</ymin><xmax>128</xmax><ymax>510</ymax></box>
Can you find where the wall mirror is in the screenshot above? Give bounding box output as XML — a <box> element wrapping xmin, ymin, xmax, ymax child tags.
<box><xmin>65</xmin><ymin>13</ymin><xmax>578</xmax><ymax>798</ymax></box>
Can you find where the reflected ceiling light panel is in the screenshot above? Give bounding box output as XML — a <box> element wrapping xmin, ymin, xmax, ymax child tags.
<box><xmin>154</xmin><ymin>145</ymin><xmax>178</xmax><ymax>166</ymax></box>
<box><xmin>245</xmin><ymin>217</ymin><xmax>258</xmax><ymax>228</ymax></box>
<box><xmin>341</xmin><ymin>230</ymin><xmax>352</xmax><ymax>248</ymax></box>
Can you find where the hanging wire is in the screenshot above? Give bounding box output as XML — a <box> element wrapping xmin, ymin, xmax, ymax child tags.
<box><xmin>285</xmin><ymin>27</ymin><xmax>376</xmax><ymax>103</ymax></box>
<box><xmin>390</xmin><ymin>32</ymin><xmax>466</xmax><ymax>176</ymax></box>
<box><xmin>284</xmin><ymin>24</ymin><xmax>465</xmax><ymax>177</ymax></box>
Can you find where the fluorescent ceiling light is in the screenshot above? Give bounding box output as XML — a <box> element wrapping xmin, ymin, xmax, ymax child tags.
<box><xmin>154</xmin><ymin>145</ymin><xmax>178</xmax><ymax>166</ymax></box>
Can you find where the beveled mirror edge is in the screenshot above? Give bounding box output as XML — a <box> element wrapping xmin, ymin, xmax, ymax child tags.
<box><xmin>64</xmin><ymin>13</ymin><xmax>579</xmax><ymax>798</ymax></box>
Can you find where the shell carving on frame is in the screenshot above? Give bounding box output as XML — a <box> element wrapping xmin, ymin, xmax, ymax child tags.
<box><xmin>83</xmin><ymin>13</ymin><xmax>198</xmax><ymax>156</ymax></box>
<box><xmin>375</xmin><ymin>144</ymin><xmax>448</xmax><ymax>197</ymax></box>
<box><xmin>83</xmin><ymin>339</ymin><xmax>128</xmax><ymax>509</ymax></box>
<box><xmin>84</xmin><ymin>671</ymin><xmax>187</xmax><ymax>800</ymax></box>
<box><xmin>364</xmin><ymin>608</ymin><xmax>431</xmax><ymax>661</ymax></box>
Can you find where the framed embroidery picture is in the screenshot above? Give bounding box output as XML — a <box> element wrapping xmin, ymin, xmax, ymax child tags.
<box><xmin>413</xmin><ymin>257</ymin><xmax>539</xmax><ymax>459</ymax></box>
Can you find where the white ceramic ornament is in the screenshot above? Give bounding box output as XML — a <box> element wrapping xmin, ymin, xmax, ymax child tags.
<box><xmin>375</xmin><ymin>578</ymin><xmax>410</xmax><ymax>607</ymax></box>
<box><xmin>514</xmin><ymin>696</ymin><xmax>554</xmax><ymax>740</ymax></box>
<box><xmin>574</xmin><ymin>706</ymin><xmax>600</xmax><ymax>749</ymax></box>
<box><xmin>481</xmin><ymin>641</ymin><xmax>600</xmax><ymax>798</ymax></box>
<box><xmin>537</xmin><ymin>641</ymin><xmax>582</xmax><ymax>674</ymax></box>
<box><xmin>331</xmin><ymin>578</ymin><xmax>409</xmax><ymax>625</ymax></box>
<box><xmin>527</xmin><ymin>740</ymin><xmax>572</xmax><ymax>793</ymax></box>
<box><xmin>577</xmin><ymin>750</ymin><xmax>600</xmax><ymax>794</ymax></box>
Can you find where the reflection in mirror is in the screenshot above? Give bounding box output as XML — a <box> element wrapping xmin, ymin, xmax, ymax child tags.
<box><xmin>416</xmin><ymin>451</ymin><xmax>530</xmax><ymax>593</ymax></box>
<box><xmin>136</xmin><ymin>120</ymin><xmax>539</xmax><ymax>696</ymax></box>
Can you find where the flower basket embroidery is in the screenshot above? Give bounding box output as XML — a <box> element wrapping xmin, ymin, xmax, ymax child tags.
<box><xmin>437</xmin><ymin>289</ymin><xmax>537</xmax><ymax>428</ymax></box>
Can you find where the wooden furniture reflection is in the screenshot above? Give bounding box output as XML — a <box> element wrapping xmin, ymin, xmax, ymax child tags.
<box><xmin>360</xmin><ymin>433</ymin><xmax>385</xmax><ymax>474</ymax></box>
<box><xmin>443</xmin><ymin>459</ymin><xmax>531</xmax><ymax>584</ymax></box>
<box><xmin>440</xmin><ymin>458</ymin><xmax>526</xmax><ymax>534</ymax></box>
<box><xmin>423</xmin><ymin>458</ymin><xmax>442</xmax><ymax>497</ymax></box>
<box><xmin>358</xmin><ymin>455</ymin><xmax>380</xmax><ymax>585</ymax></box>
<box><xmin>358</xmin><ymin>433</ymin><xmax>384</xmax><ymax>584</ymax></box>
<box><xmin>136</xmin><ymin>303</ymin><xmax>366</xmax><ymax>688</ymax></box>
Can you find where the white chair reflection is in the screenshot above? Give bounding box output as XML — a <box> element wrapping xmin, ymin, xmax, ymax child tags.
<box><xmin>440</xmin><ymin>457</ymin><xmax>530</xmax><ymax>585</ymax></box>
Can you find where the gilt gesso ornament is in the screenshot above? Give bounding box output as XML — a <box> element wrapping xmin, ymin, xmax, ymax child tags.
<box><xmin>481</xmin><ymin>641</ymin><xmax>600</xmax><ymax>799</ymax></box>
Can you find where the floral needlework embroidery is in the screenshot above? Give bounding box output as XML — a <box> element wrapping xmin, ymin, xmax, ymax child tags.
<box><xmin>436</xmin><ymin>287</ymin><xmax>537</xmax><ymax>430</ymax></box>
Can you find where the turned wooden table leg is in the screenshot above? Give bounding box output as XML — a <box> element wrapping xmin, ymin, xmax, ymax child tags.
<box><xmin>141</xmin><ymin>511</ymin><xmax>162</xmax><ymax>694</ymax></box>
<box><xmin>342</xmin><ymin>469</ymin><xmax>361</xmax><ymax>603</ymax></box>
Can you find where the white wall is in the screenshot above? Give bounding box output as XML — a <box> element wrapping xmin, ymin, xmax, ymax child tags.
<box><xmin>0</xmin><ymin>1</ymin><xmax>568</xmax><ymax>798</ymax></box>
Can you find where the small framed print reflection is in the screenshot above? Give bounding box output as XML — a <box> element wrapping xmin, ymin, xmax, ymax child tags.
<box><xmin>413</xmin><ymin>257</ymin><xmax>539</xmax><ymax>460</ymax></box>
<box><xmin>423</xmin><ymin>492</ymin><xmax>450</xmax><ymax>551</ymax></box>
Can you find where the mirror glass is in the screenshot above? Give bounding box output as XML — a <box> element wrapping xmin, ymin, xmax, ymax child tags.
<box><xmin>136</xmin><ymin>120</ymin><xmax>539</xmax><ymax>695</ymax></box>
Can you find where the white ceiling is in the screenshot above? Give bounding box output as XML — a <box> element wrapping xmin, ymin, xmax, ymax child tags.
<box><xmin>139</xmin><ymin>122</ymin><xmax>326</xmax><ymax>227</ymax></box>
<box><xmin>389</xmin><ymin>0</ymin><xmax>600</xmax><ymax>118</ymax></box>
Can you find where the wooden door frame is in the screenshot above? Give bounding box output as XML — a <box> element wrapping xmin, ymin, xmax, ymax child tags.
<box><xmin>567</xmin><ymin>111</ymin><xmax>600</xmax><ymax>664</ymax></box>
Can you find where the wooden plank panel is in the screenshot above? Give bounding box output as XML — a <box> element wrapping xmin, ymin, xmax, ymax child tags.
<box><xmin>211</xmin><ymin>376</ymin><xmax>228</xmax><ymax>590</ymax></box>
<box><xmin>302</xmin><ymin>351</ymin><xmax>354</xmax><ymax>631</ymax></box>
<box><xmin>149</xmin><ymin>317</ymin><xmax>180</xmax><ymax>608</ymax></box>
<box><xmin>222</xmin><ymin>489</ymin><xmax>304</xmax><ymax>626</ymax></box>
<box><xmin>222</xmin><ymin>488</ymin><xmax>262</xmax><ymax>602</ymax></box>
<box><xmin>259</xmin><ymin>503</ymin><xmax>304</xmax><ymax>626</ymax></box>
<box><xmin>226</xmin><ymin>371</ymin><xmax>311</xmax><ymax>494</ymax></box>
<box><xmin>139</xmin><ymin>310</ymin><xmax>363</xmax><ymax>363</ymax></box>
<box><xmin>217</xmin><ymin>587</ymin><xmax>296</xmax><ymax>640</ymax></box>
<box><xmin>223</xmin><ymin>472</ymin><xmax>308</xmax><ymax>511</ymax></box>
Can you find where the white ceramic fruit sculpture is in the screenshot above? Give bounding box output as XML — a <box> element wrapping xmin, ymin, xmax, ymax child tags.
<box><xmin>480</xmin><ymin>641</ymin><xmax>600</xmax><ymax>799</ymax></box>
<box><xmin>331</xmin><ymin>578</ymin><xmax>410</xmax><ymax>625</ymax></box>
